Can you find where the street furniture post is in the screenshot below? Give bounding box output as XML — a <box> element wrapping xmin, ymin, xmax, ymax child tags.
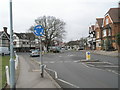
<box><xmin>9</xmin><ymin>0</ymin><xmax>15</xmax><ymax>89</ymax></box>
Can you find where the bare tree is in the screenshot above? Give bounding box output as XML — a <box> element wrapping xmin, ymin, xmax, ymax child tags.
<box><xmin>29</xmin><ymin>16</ymin><xmax>66</xmax><ymax>51</ymax></box>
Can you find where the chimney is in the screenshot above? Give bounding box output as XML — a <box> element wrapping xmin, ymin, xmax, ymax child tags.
<box><xmin>3</xmin><ymin>27</ymin><xmax>7</xmax><ymax>33</ymax></box>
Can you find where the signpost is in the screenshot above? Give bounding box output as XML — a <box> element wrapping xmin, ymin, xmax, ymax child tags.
<box><xmin>33</xmin><ymin>25</ymin><xmax>44</xmax><ymax>78</ymax></box>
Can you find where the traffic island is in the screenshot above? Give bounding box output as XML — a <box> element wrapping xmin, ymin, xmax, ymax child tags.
<box><xmin>80</xmin><ymin>59</ymin><xmax>99</xmax><ymax>62</ymax></box>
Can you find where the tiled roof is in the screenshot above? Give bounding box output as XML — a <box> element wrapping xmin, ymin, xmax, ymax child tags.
<box><xmin>66</xmin><ymin>40</ymin><xmax>80</xmax><ymax>45</ymax></box>
<box><xmin>14</xmin><ymin>33</ymin><xmax>35</xmax><ymax>40</ymax></box>
<box><xmin>0</xmin><ymin>31</ymin><xmax>3</xmax><ymax>36</ymax></box>
<box><xmin>0</xmin><ymin>31</ymin><xmax>10</xmax><ymax>39</ymax></box>
<box><xmin>106</xmin><ymin>8</ymin><xmax>120</xmax><ymax>23</ymax></box>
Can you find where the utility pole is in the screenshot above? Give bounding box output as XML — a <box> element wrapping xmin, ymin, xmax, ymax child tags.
<box><xmin>9</xmin><ymin>0</ymin><xmax>15</xmax><ymax>89</ymax></box>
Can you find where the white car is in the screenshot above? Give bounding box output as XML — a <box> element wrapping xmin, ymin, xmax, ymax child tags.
<box><xmin>30</xmin><ymin>50</ymin><xmax>40</xmax><ymax>57</ymax></box>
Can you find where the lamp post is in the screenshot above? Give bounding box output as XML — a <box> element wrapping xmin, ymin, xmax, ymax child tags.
<box><xmin>9</xmin><ymin>0</ymin><xmax>15</xmax><ymax>89</ymax></box>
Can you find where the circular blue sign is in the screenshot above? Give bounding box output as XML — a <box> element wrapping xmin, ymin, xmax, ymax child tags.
<box><xmin>33</xmin><ymin>25</ymin><xmax>44</xmax><ymax>36</ymax></box>
<box><xmin>87</xmin><ymin>52</ymin><xmax>90</xmax><ymax>55</ymax></box>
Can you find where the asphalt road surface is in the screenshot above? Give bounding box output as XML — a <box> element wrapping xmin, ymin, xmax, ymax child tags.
<box><xmin>30</xmin><ymin>51</ymin><xmax>118</xmax><ymax>88</ymax></box>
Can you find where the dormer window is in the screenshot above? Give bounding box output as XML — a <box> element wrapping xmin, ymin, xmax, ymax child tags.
<box><xmin>108</xmin><ymin>29</ymin><xmax>111</xmax><ymax>36</ymax></box>
<box><xmin>103</xmin><ymin>29</ymin><xmax>106</xmax><ymax>37</ymax></box>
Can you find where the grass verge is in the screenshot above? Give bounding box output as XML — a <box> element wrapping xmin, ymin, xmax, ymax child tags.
<box><xmin>1</xmin><ymin>55</ymin><xmax>10</xmax><ymax>88</ymax></box>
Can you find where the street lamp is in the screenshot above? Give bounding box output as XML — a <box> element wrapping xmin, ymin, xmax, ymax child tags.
<box><xmin>9</xmin><ymin>0</ymin><xmax>15</xmax><ymax>89</ymax></box>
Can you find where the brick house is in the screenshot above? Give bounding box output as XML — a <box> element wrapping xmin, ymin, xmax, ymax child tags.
<box><xmin>102</xmin><ymin>8</ymin><xmax>120</xmax><ymax>51</ymax></box>
<box><xmin>95</xmin><ymin>18</ymin><xmax>103</xmax><ymax>50</ymax></box>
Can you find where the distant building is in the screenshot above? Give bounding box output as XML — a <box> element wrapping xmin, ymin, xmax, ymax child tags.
<box><xmin>13</xmin><ymin>33</ymin><xmax>36</xmax><ymax>52</ymax></box>
<box><xmin>0</xmin><ymin>27</ymin><xmax>10</xmax><ymax>48</ymax></box>
<box><xmin>87</xmin><ymin>25</ymin><xmax>96</xmax><ymax>50</ymax></box>
<box><xmin>66</xmin><ymin>40</ymin><xmax>80</xmax><ymax>50</ymax></box>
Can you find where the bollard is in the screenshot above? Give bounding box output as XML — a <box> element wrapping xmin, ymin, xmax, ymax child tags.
<box><xmin>86</xmin><ymin>51</ymin><xmax>91</xmax><ymax>60</ymax></box>
<box><xmin>6</xmin><ymin>66</ymin><xmax>10</xmax><ymax>85</ymax></box>
<box><xmin>41</xmin><ymin>65</ymin><xmax>44</xmax><ymax>78</ymax></box>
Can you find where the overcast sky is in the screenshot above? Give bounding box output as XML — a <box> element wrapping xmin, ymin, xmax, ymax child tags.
<box><xmin>0</xmin><ymin>0</ymin><xmax>119</xmax><ymax>42</ymax></box>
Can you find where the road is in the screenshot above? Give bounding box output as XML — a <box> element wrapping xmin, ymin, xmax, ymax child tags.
<box><xmin>30</xmin><ymin>51</ymin><xmax>118</xmax><ymax>88</ymax></box>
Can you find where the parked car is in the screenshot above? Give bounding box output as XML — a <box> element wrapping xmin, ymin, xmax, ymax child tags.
<box><xmin>49</xmin><ymin>46</ymin><xmax>61</xmax><ymax>53</ymax></box>
<box><xmin>53</xmin><ymin>46</ymin><xmax>61</xmax><ymax>53</ymax></box>
<box><xmin>30</xmin><ymin>50</ymin><xmax>40</xmax><ymax>57</ymax></box>
<box><xmin>0</xmin><ymin>47</ymin><xmax>10</xmax><ymax>56</ymax></box>
<box><xmin>60</xmin><ymin>47</ymin><xmax>65</xmax><ymax>53</ymax></box>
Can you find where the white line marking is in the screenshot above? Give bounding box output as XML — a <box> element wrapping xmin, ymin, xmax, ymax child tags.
<box><xmin>82</xmin><ymin>63</ymin><xmax>120</xmax><ymax>75</ymax></box>
<box><xmin>58</xmin><ymin>79</ymin><xmax>79</xmax><ymax>88</ymax></box>
<box><xmin>96</xmin><ymin>66</ymin><xmax>118</xmax><ymax>68</ymax></box>
<box><xmin>45</xmin><ymin>67</ymin><xmax>79</xmax><ymax>88</ymax></box>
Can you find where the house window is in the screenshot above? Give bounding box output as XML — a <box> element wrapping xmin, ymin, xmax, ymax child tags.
<box><xmin>23</xmin><ymin>42</ymin><xmax>26</xmax><ymax>44</ymax></box>
<box><xmin>96</xmin><ymin>42</ymin><xmax>101</xmax><ymax>47</ymax></box>
<box><xmin>106</xmin><ymin>18</ymin><xmax>109</xmax><ymax>25</ymax></box>
<box><xmin>13</xmin><ymin>41</ymin><xmax>16</xmax><ymax>45</ymax></box>
<box><xmin>103</xmin><ymin>30</ymin><xmax>106</xmax><ymax>37</ymax></box>
<box><xmin>96</xmin><ymin>32</ymin><xmax>99</xmax><ymax>38</ymax></box>
<box><xmin>13</xmin><ymin>36</ymin><xmax>16</xmax><ymax>40</ymax></box>
<box><xmin>112</xmin><ymin>40</ymin><xmax>116</xmax><ymax>42</ymax></box>
<box><xmin>99</xmin><ymin>43</ymin><xmax>101</xmax><ymax>46</ymax></box>
<box><xmin>108</xmin><ymin>29</ymin><xmax>111</xmax><ymax>36</ymax></box>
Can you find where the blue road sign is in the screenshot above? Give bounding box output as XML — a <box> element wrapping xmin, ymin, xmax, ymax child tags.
<box><xmin>87</xmin><ymin>52</ymin><xmax>90</xmax><ymax>55</ymax></box>
<box><xmin>33</xmin><ymin>25</ymin><xmax>44</xmax><ymax>36</ymax></box>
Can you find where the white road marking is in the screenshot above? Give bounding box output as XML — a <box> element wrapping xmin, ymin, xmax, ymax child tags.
<box><xmin>86</xmin><ymin>62</ymin><xmax>113</xmax><ymax>65</ymax></box>
<box><xmin>58</xmin><ymin>78</ymin><xmax>79</xmax><ymax>88</ymax></box>
<box><xmin>44</xmin><ymin>60</ymin><xmax>81</xmax><ymax>64</ymax></box>
<box><xmin>82</xmin><ymin>62</ymin><xmax>120</xmax><ymax>75</ymax></box>
<box><xmin>45</xmin><ymin>67</ymin><xmax>79</xmax><ymax>88</ymax></box>
<box><xmin>59</xmin><ymin>55</ymin><xmax>62</xmax><ymax>57</ymax></box>
<box><xmin>67</xmin><ymin>54</ymin><xmax>74</xmax><ymax>56</ymax></box>
<box><xmin>96</xmin><ymin>65</ymin><xmax>118</xmax><ymax>67</ymax></box>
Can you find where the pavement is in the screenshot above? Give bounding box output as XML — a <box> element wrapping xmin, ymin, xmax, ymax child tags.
<box><xmin>16</xmin><ymin>54</ymin><xmax>61</xmax><ymax>89</ymax></box>
<box><xmin>82</xmin><ymin>50</ymin><xmax>118</xmax><ymax>57</ymax></box>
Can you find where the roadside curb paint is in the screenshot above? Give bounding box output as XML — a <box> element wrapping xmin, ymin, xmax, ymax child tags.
<box><xmin>86</xmin><ymin>51</ymin><xmax>91</xmax><ymax>60</ymax></box>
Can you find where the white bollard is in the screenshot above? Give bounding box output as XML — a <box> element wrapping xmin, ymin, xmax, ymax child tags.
<box><xmin>5</xmin><ymin>66</ymin><xmax>10</xmax><ymax>85</ymax></box>
<box><xmin>15</xmin><ymin>55</ymin><xmax>18</xmax><ymax>70</ymax></box>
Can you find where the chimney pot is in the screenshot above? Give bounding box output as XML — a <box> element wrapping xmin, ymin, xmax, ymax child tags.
<box><xmin>3</xmin><ymin>27</ymin><xmax>7</xmax><ymax>33</ymax></box>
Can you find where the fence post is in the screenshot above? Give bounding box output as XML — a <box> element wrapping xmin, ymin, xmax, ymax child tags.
<box><xmin>5</xmin><ymin>66</ymin><xmax>10</xmax><ymax>85</ymax></box>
